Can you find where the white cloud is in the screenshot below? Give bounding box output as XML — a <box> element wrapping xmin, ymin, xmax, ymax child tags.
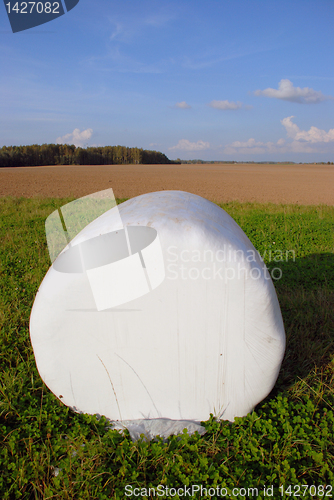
<box><xmin>223</xmin><ymin>116</ymin><xmax>334</xmax><ymax>155</ymax></box>
<box><xmin>173</xmin><ymin>101</ymin><xmax>192</xmax><ymax>109</ymax></box>
<box><xmin>223</xmin><ymin>136</ymin><xmax>315</xmax><ymax>155</ymax></box>
<box><xmin>108</xmin><ymin>12</ymin><xmax>174</xmax><ymax>42</ymax></box>
<box><xmin>56</xmin><ymin>128</ymin><xmax>93</xmax><ymax>147</ymax></box>
<box><xmin>145</xmin><ymin>13</ymin><xmax>175</xmax><ymax>27</ymax></box>
<box><xmin>281</xmin><ymin>116</ymin><xmax>334</xmax><ymax>143</ymax></box>
<box><xmin>169</xmin><ymin>139</ymin><xmax>210</xmax><ymax>152</ymax></box>
<box><xmin>287</xmin><ymin>141</ymin><xmax>315</xmax><ymax>153</ymax></box>
<box><xmin>254</xmin><ymin>79</ymin><xmax>333</xmax><ymax>104</ymax></box>
<box><xmin>224</xmin><ymin>138</ymin><xmax>267</xmax><ymax>155</ymax></box>
<box><xmin>110</xmin><ymin>23</ymin><xmax>124</xmax><ymax>41</ymax></box>
<box><xmin>209</xmin><ymin>100</ymin><xmax>243</xmax><ymax>110</ymax></box>
<box><xmin>229</xmin><ymin>138</ymin><xmax>262</xmax><ymax>148</ymax></box>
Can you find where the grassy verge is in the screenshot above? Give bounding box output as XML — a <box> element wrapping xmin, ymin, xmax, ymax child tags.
<box><xmin>0</xmin><ymin>197</ymin><xmax>333</xmax><ymax>499</ymax></box>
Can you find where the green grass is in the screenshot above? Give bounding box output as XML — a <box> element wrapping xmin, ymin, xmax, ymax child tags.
<box><xmin>0</xmin><ymin>197</ymin><xmax>334</xmax><ymax>499</ymax></box>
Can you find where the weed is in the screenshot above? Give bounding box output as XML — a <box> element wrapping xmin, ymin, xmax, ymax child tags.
<box><xmin>0</xmin><ymin>198</ymin><xmax>333</xmax><ymax>499</ymax></box>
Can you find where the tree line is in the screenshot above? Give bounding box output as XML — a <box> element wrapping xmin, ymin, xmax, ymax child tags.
<box><xmin>0</xmin><ymin>144</ymin><xmax>179</xmax><ymax>167</ymax></box>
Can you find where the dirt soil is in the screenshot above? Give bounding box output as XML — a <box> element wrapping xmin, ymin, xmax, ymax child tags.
<box><xmin>0</xmin><ymin>163</ymin><xmax>333</xmax><ymax>205</ymax></box>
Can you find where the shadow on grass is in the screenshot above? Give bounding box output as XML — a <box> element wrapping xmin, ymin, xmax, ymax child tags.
<box><xmin>258</xmin><ymin>252</ymin><xmax>334</xmax><ymax>407</ymax></box>
<box><xmin>270</xmin><ymin>252</ymin><xmax>334</xmax><ymax>291</ymax></box>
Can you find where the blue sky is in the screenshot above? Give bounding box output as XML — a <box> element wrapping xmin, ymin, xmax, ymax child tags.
<box><xmin>1</xmin><ymin>0</ymin><xmax>334</xmax><ymax>161</ymax></box>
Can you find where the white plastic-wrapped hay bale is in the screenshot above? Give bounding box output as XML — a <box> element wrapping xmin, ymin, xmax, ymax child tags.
<box><xmin>30</xmin><ymin>190</ymin><xmax>285</xmax><ymax>431</ymax></box>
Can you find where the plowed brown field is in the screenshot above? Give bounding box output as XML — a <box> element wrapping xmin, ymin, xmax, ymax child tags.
<box><xmin>0</xmin><ymin>163</ymin><xmax>333</xmax><ymax>204</ymax></box>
